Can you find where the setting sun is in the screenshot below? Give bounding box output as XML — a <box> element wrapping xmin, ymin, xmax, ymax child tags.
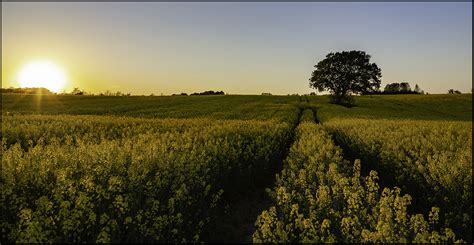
<box><xmin>17</xmin><ymin>60</ymin><xmax>66</xmax><ymax>93</ymax></box>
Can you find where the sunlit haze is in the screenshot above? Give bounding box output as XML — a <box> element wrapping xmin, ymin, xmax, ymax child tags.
<box><xmin>2</xmin><ymin>2</ymin><xmax>472</xmax><ymax>95</ymax></box>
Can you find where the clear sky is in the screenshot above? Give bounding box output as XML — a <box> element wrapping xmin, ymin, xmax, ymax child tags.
<box><xmin>2</xmin><ymin>2</ymin><xmax>472</xmax><ymax>95</ymax></box>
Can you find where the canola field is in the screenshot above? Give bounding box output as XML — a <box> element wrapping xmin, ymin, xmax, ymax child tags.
<box><xmin>1</xmin><ymin>93</ymin><xmax>472</xmax><ymax>242</ymax></box>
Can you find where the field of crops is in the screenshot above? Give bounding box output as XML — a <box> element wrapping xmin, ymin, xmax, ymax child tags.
<box><xmin>323</xmin><ymin>119</ymin><xmax>472</xmax><ymax>242</ymax></box>
<box><xmin>1</xmin><ymin>93</ymin><xmax>472</xmax><ymax>242</ymax></box>
<box><xmin>254</xmin><ymin>111</ymin><xmax>463</xmax><ymax>242</ymax></box>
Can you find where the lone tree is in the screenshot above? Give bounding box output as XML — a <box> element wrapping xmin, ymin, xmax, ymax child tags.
<box><xmin>309</xmin><ymin>50</ymin><xmax>382</xmax><ymax>106</ymax></box>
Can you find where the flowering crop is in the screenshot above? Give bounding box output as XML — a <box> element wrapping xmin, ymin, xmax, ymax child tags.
<box><xmin>253</xmin><ymin>121</ymin><xmax>462</xmax><ymax>242</ymax></box>
<box><xmin>324</xmin><ymin>119</ymin><xmax>472</xmax><ymax>241</ymax></box>
<box><xmin>1</xmin><ymin>115</ymin><xmax>293</xmax><ymax>242</ymax></box>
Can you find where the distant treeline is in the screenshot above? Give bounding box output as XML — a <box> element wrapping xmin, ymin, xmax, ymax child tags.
<box><xmin>448</xmin><ymin>89</ymin><xmax>462</xmax><ymax>94</ymax></box>
<box><xmin>172</xmin><ymin>90</ymin><xmax>225</xmax><ymax>96</ymax></box>
<box><xmin>1</xmin><ymin>87</ymin><xmax>54</xmax><ymax>95</ymax></box>
<box><xmin>72</xmin><ymin>88</ymin><xmax>132</xmax><ymax>96</ymax></box>
<box><xmin>363</xmin><ymin>82</ymin><xmax>424</xmax><ymax>95</ymax></box>
<box><xmin>1</xmin><ymin>87</ymin><xmax>132</xmax><ymax>96</ymax></box>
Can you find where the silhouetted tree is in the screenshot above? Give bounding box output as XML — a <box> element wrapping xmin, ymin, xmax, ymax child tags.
<box><xmin>384</xmin><ymin>83</ymin><xmax>401</xmax><ymax>93</ymax></box>
<box><xmin>171</xmin><ymin>93</ymin><xmax>188</xmax><ymax>96</ymax></box>
<box><xmin>381</xmin><ymin>82</ymin><xmax>420</xmax><ymax>94</ymax></box>
<box><xmin>400</xmin><ymin>82</ymin><xmax>411</xmax><ymax>93</ymax></box>
<box><xmin>1</xmin><ymin>87</ymin><xmax>53</xmax><ymax>95</ymax></box>
<box><xmin>448</xmin><ymin>89</ymin><xmax>463</xmax><ymax>94</ymax></box>
<box><xmin>71</xmin><ymin>87</ymin><xmax>84</xmax><ymax>95</ymax></box>
<box><xmin>190</xmin><ymin>90</ymin><xmax>225</xmax><ymax>96</ymax></box>
<box><xmin>309</xmin><ymin>50</ymin><xmax>381</xmax><ymax>106</ymax></box>
<box><xmin>414</xmin><ymin>84</ymin><xmax>421</xmax><ymax>93</ymax></box>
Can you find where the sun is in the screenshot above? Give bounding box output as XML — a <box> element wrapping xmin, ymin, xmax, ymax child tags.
<box><xmin>18</xmin><ymin>60</ymin><xmax>67</xmax><ymax>93</ymax></box>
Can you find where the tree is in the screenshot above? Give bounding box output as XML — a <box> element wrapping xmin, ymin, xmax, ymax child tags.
<box><xmin>448</xmin><ymin>89</ymin><xmax>461</xmax><ymax>94</ymax></box>
<box><xmin>399</xmin><ymin>82</ymin><xmax>411</xmax><ymax>93</ymax></box>
<box><xmin>71</xmin><ymin>87</ymin><xmax>84</xmax><ymax>95</ymax></box>
<box><xmin>382</xmin><ymin>82</ymin><xmax>419</xmax><ymax>94</ymax></box>
<box><xmin>384</xmin><ymin>83</ymin><xmax>401</xmax><ymax>93</ymax></box>
<box><xmin>414</xmin><ymin>84</ymin><xmax>421</xmax><ymax>93</ymax></box>
<box><xmin>309</xmin><ymin>50</ymin><xmax>381</xmax><ymax>106</ymax></box>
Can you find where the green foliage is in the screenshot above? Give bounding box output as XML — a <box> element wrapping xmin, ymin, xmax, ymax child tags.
<box><xmin>253</xmin><ymin>122</ymin><xmax>462</xmax><ymax>243</ymax></box>
<box><xmin>324</xmin><ymin>119</ymin><xmax>472</xmax><ymax>241</ymax></box>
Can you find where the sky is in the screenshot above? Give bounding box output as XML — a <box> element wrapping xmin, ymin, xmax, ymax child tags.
<box><xmin>2</xmin><ymin>2</ymin><xmax>472</xmax><ymax>95</ymax></box>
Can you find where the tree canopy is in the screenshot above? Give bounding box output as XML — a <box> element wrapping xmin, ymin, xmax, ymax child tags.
<box><xmin>382</xmin><ymin>82</ymin><xmax>421</xmax><ymax>94</ymax></box>
<box><xmin>309</xmin><ymin>50</ymin><xmax>382</xmax><ymax>106</ymax></box>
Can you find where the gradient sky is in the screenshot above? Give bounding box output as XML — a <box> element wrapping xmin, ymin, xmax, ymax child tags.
<box><xmin>2</xmin><ymin>2</ymin><xmax>472</xmax><ymax>95</ymax></box>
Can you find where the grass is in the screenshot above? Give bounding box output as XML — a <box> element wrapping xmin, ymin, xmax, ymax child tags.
<box><xmin>1</xmin><ymin>94</ymin><xmax>300</xmax><ymax>122</ymax></box>
<box><xmin>2</xmin><ymin>93</ymin><xmax>471</xmax><ymax>122</ymax></box>
<box><xmin>310</xmin><ymin>94</ymin><xmax>472</xmax><ymax>122</ymax></box>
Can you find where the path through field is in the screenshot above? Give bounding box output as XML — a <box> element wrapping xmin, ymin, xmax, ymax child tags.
<box><xmin>204</xmin><ymin>185</ymin><xmax>274</xmax><ymax>242</ymax></box>
<box><xmin>204</xmin><ymin>102</ymin><xmax>320</xmax><ymax>242</ymax></box>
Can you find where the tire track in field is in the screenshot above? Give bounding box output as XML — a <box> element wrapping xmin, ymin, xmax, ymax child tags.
<box><xmin>203</xmin><ymin>101</ymin><xmax>305</xmax><ymax>243</ymax></box>
<box><xmin>315</xmin><ymin>107</ymin><xmax>450</xmax><ymax>230</ymax></box>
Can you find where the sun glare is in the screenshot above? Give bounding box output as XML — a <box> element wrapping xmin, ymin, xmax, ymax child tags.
<box><xmin>18</xmin><ymin>60</ymin><xmax>66</xmax><ymax>93</ymax></box>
